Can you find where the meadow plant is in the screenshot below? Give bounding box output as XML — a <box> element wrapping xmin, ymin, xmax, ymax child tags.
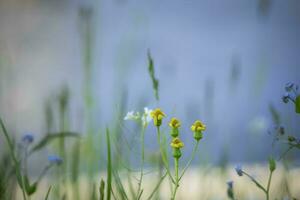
<box><xmin>121</xmin><ymin>106</ymin><xmax>206</xmax><ymax>200</ymax></box>
<box><xmin>233</xmin><ymin>82</ymin><xmax>300</xmax><ymax>200</ymax></box>
<box><xmin>0</xmin><ymin>116</ymin><xmax>80</xmax><ymax>199</ymax></box>
<box><xmin>149</xmin><ymin>108</ymin><xmax>206</xmax><ymax>200</ymax></box>
<box><xmin>234</xmin><ymin>157</ymin><xmax>276</xmax><ymax>200</ymax></box>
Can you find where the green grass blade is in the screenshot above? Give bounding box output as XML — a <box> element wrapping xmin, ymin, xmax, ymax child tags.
<box><xmin>112</xmin><ymin>170</ymin><xmax>129</xmax><ymax>200</ymax></box>
<box><xmin>147</xmin><ymin>50</ymin><xmax>159</xmax><ymax>101</ymax></box>
<box><xmin>29</xmin><ymin>132</ymin><xmax>80</xmax><ymax>154</ymax></box>
<box><xmin>0</xmin><ymin>117</ymin><xmax>27</xmax><ymax>200</ymax></box>
<box><xmin>106</xmin><ymin>128</ymin><xmax>112</xmax><ymax>200</ymax></box>
<box><xmin>99</xmin><ymin>179</ymin><xmax>105</xmax><ymax>200</ymax></box>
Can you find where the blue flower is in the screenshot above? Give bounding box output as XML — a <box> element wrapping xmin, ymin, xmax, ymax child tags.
<box><xmin>227</xmin><ymin>181</ymin><xmax>233</xmax><ymax>189</ymax></box>
<box><xmin>283</xmin><ymin>83</ymin><xmax>299</xmax><ymax>104</ymax></box>
<box><xmin>48</xmin><ymin>155</ymin><xmax>63</xmax><ymax>165</ymax></box>
<box><xmin>22</xmin><ymin>133</ymin><xmax>34</xmax><ymax>144</ymax></box>
<box><xmin>282</xmin><ymin>93</ymin><xmax>290</xmax><ymax>103</ymax></box>
<box><xmin>285</xmin><ymin>82</ymin><xmax>294</xmax><ymax>92</ymax></box>
<box><xmin>235</xmin><ymin>165</ymin><xmax>243</xmax><ymax>176</ymax></box>
<box><xmin>282</xmin><ymin>92</ymin><xmax>296</xmax><ymax>103</ymax></box>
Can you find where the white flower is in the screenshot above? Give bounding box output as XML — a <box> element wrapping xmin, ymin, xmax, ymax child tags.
<box><xmin>142</xmin><ymin>107</ymin><xmax>152</xmax><ymax>126</ymax></box>
<box><xmin>124</xmin><ymin>111</ymin><xmax>140</xmax><ymax>121</ymax></box>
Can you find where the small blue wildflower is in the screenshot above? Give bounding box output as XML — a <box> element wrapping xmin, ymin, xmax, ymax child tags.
<box><xmin>285</xmin><ymin>82</ymin><xmax>294</xmax><ymax>92</ymax></box>
<box><xmin>277</xmin><ymin>125</ymin><xmax>285</xmax><ymax>135</ymax></box>
<box><xmin>282</xmin><ymin>93</ymin><xmax>290</xmax><ymax>103</ymax></box>
<box><xmin>22</xmin><ymin>133</ymin><xmax>34</xmax><ymax>144</ymax></box>
<box><xmin>48</xmin><ymin>155</ymin><xmax>63</xmax><ymax>165</ymax></box>
<box><xmin>235</xmin><ymin>165</ymin><xmax>243</xmax><ymax>176</ymax></box>
<box><xmin>227</xmin><ymin>181</ymin><xmax>233</xmax><ymax>189</ymax></box>
<box><xmin>282</xmin><ymin>92</ymin><xmax>297</xmax><ymax>103</ymax></box>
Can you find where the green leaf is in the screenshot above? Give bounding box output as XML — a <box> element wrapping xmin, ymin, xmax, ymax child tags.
<box><xmin>295</xmin><ymin>95</ymin><xmax>300</xmax><ymax>114</ymax></box>
<box><xmin>29</xmin><ymin>132</ymin><xmax>80</xmax><ymax>154</ymax></box>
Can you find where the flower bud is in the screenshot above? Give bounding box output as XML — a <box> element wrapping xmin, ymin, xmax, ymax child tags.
<box><xmin>170</xmin><ymin>137</ymin><xmax>184</xmax><ymax>159</ymax></box>
<box><xmin>191</xmin><ymin>120</ymin><xmax>206</xmax><ymax>141</ymax></box>
<box><xmin>172</xmin><ymin>148</ymin><xmax>182</xmax><ymax>159</ymax></box>
<box><xmin>268</xmin><ymin>157</ymin><xmax>276</xmax><ymax>172</ymax></box>
<box><xmin>150</xmin><ymin>108</ymin><xmax>166</xmax><ymax>127</ymax></box>
<box><xmin>169</xmin><ymin>118</ymin><xmax>181</xmax><ymax>138</ymax></box>
<box><xmin>193</xmin><ymin>131</ymin><xmax>203</xmax><ymax>141</ymax></box>
<box><xmin>22</xmin><ymin>133</ymin><xmax>34</xmax><ymax>144</ymax></box>
<box><xmin>235</xmin><ymin>165</ymin><xmax>243</xmax><ymax>176</ymax></box>
<box><xmin>227</xmin><ymin>181</ymin><xmax>234</xmax><ymax>199</ymax></box>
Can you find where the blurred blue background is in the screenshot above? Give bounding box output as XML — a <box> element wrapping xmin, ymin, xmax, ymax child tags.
<box><xmin>0</xmin><ymin>0</ymin><xmax>300</xmax><ymax>164</ymax></box>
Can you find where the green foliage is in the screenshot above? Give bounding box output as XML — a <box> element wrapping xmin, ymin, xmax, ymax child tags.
<box><xmin>99</xmin><ymin>179</ymin><xmax>105</xmax><ymax>200</ymax></box>
<box><xmin>0</xmin><ymin>117</ymin><xmax>27</xmax><ymax>200</ymax></box>
<box><xmin>0</xmin><ymin>153</ymin><xmax>14</xmax><ymax>200</ymax></box>
<box><xmin>147</xmin><ymin>50</ymin><xmax>159</xmax><ymax>101</ymax></box>
<box><xmin>29</xmin><ymin>132</ymin><xmax>80</xmax><ymax>154</ymax></box>
<box><xmin>71</xmin><ymin>141</ymin><xmax>80</xmax><ymax>183</ymax></box>
<box><xmin>24</xmin><ymin>176</ymin><xmax>37</xmax><ymax>196</ymax></box>
<box><xmin>106</xmin><ymin>128</ymin><xmax>112</xmax><ymax>200</ymax></box>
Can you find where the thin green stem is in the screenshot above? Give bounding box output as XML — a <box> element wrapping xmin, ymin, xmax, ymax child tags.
<box><xmin>156</xmin><ymin>127</ymin><xmax>175</xmax><ymax>184</ymax></box>
<box><xmin>171</xmin><ymin>158</ymin><xmax>179</xmax><ymax>200</ymax></box>
<box><xmin>0</xmin><ymin>117</ymin><xmax>27</xmax><ymax>200</ymax></box>
<box><xmin>243</xmin><ymin>171</ymin><xmax>267</xmax><ymax>194</ymax></box>
<box><xmin>266</xmin><ymin>171</ymin><xmax>273</xmax><ymax>200</ymax></box>
<box><xmin>44</xmin><ymin>186</ymin><xmax>52</xmax><ymax>200</ymax></box>
<box><xmin>179</xmin><ymin>141</ymin><xmax>199</xmax><ymax>181</ymax></box>
<box><xmin>136</xmin><ymin>126</ymin><xmax>146</xmax><ymax>199</ymax></box>
<box><xmin>278</xmin><ymin>146</ymin><xmax>293</xmax><ymax>161</ymax></box>
<box><xmin>106</xmin><ymin>128</ymin><xmax>112</xmax><ymax>200</ymax></box>
<box><xmin>146</xmin><ymin>172</ymin><xmax>167</xmax><ymax>200</ymax></box>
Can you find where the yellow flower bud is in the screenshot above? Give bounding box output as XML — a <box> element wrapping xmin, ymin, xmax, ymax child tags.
<box><xmin>170</xmin><ymin>137</ymin><xmax>184</xmax><ymax>149</ymax></box>
<box><xmin>191</xmin><ymin>120</ymin><xmax>206</xmax><ymax>141</ymax></box>
<box><xmin>169</xmin><ymin>118</ymin><xmax>181</xmax><ymax>128</ymax></box>
<box><xmin>170</xmin><ymin>137</ymin><xmax>184</xmax><ymax>159</ymax></box>
<box><xmin>169</xmin><ymin>118</ymin><xmax>181</xmax><ymax>137</ymax></box>
<box><xmin>191</xmin><ymin>120</ymin><xmax>206</xmax><ymax>132</ymax></box>
<box><xmin>150</xmin><ymin>108</ymin><xmax>166</xmax><ymax>127</ymax></box>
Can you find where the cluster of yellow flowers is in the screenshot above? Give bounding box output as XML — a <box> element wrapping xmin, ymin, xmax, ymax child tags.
<box><xmin>150</xmin><ymin>108</ymin><xmax>206</xmax><ymax>158</ymax></box>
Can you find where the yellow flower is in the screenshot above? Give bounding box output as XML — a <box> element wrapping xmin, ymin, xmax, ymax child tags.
<box><xmin>169</xmin><ymin>117</ymin><xmax>181</xmax><ymax>137</ymax></box>
<box><xmin>191</xmin><ymin>120</ymin><xmax>206</xmax><ymax>132</ymax></box>
<box><xmin>168</xmin><ymin>118</ymin><xmax>181</xmax><ymax>128</ymax></box>
<box><xmin>191</xmin><ymin>120</ymin><xmax>206</xmax><ymax>141</ymax></box>
<box><xmin>150</xmin><ymin>108</ymin><xmax>166</xmax><ymax>127</ymax></box>
<box><xmin>170</xmin><ymin>137</ymin><xmax>184</xmax><ymax>149</ymax></box>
